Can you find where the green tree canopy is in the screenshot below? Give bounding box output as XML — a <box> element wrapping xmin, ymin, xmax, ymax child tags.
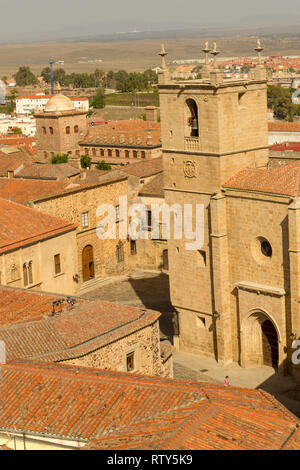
<box><xmin>80</xmin><ymin>155</ymin><xmax>91</xmax><ymax>169</ymax></box>
<box><xmin>96</xmin><ymin>160</ymin><xmax>111</xmax><ymax>171</ymax></box>
<box><xmin>267</xmin><ymin>85</ymin><xmax>298</xmax><ymax>121</ymax></box>
<box><xmin>50</xmin><ymin>154</ymin><xmax>68</xmax><ymax>164</ymax></box>
<box><xmin>14</xmin><ymin>66</ymin><xmax>38</xmax><ymax>86</ymax></box>
<box><xmin>91</xmin><ymin>86</ymin><xmax>105</xmax><ymax>109</ymax></box>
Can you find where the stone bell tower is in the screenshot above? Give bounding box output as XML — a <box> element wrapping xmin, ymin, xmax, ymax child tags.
<box><xmin>158</xmin><ymin>41</ymin><xmax>269</xmax><ymax>363</ymax></box>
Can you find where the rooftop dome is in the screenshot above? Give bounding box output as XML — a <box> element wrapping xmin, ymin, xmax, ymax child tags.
<box><xmin>44</xmin><ymin>94</ymin><xmax>75</xmax><ymax>113</ymax></box>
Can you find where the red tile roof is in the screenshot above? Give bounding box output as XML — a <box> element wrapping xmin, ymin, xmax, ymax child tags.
<box><xmin>0</xmin><ymin>170</ymin><xmax>127</xmax><ymax>205</ymax></box>
<box><xmin>0</xmin><ymin>198</ymin><xmax>76</xmax><ymax>253</ymax></box>
<box><xmin>139</xmin><ymin>172</ymin><xmax>164</xmax><ymax>197</ymax></box>
<box><xmin>81</xmin><ymin>119</ymin><xmax>161</xmax><ymax>148</ymax></box>
<box><xmin>121</xmin><ymin>157</ymin><xmax>163</xmax><ymax>178</ymax></box>
<box><xmin>270</xmin><ymin>142</ymin><xmax>300</xmax><ymax>152</ymax></box>
<box><xmin>223</xmin><ymin>161</ymin><xmax>300</xmax><ymax>197</ymax></box>
<box><xmin>16</xmin><ymin>95</ymin><xmax>88</xmax><ymax>101</ymax></box>
<box><xmin>0</xmin><ymin>156</ymin><xmax>25</xmax><ymax>176</ymax></box>
<box><xmin>0</xmin><ymin>286</ymin><xmax>160</xmax><ymax>361</ymax></box>
<box><xmin>269</xmin><ymin>122</ymin><xmax>300</xmax><ymax>132</ymax></box>
<box><xmin>0</xmin><ymin>136</ymin><xmax>36</xmax><ymax>155</ymax></box>
<box><xmin>16</xmin><ymin>163</ymin><xmax>80</xmax><ymax>180</ymax></box>
<box><xmin>0</xmin><ymin>359</ymin><xmax>298</xmax><ymax>449</ymax></box>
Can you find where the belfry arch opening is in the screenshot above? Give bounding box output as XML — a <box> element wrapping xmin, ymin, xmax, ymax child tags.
<box><xmin>185</xmin><ymin>99</ymin><xmax>199</xmax><ymax>137</ymax></box>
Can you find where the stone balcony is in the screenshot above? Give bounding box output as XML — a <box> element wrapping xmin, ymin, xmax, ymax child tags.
<box><xmin>184</xmin><ymin>136</ymin><xmax>200</xmax><ymax>152</ymax></box>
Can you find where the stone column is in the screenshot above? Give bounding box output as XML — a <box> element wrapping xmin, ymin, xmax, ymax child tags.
<box><xmin>288</xmin><ymin>198</ymin><xmax>300</xmax><ymax>380</ymax></box>
<box><xmin>210</xmin><ymin>192</ymin><xmax>233</xmax><ymax>364</ymax></box>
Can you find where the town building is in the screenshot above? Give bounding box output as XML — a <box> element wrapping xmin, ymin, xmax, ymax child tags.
<box><xmin>0</xmin><ymin>114</ymin><xmax>36</xmax><ymax>136</ymax></box>
<box><xmin>79</xmin><ymin>112</ymin><xmax>161</xmax><ymax>166</ymax></box>
<box><xmin>269</xmin><ymin>121</ymin><xmax>300</xmax><ymax>145</ymax></box>
<box><xmin>0</xmin><ymin>286</ymin><xmax>172</xmax><ymax>379</ymax></box>
<box><xmin>158</xmin><ymin>41</ymin><xmax>300</xmax><ymax>380</ymax></box>
<box><xmin>0</xmin><ymin>197</ymin><xmax>78</xmax><ymax>295</ymax></box>
<box><xmin>16</xmin><ymin>94</ymin><xmax>89</xmax><ymax>115</ymax></box>
<box><xmin>0</xmin><ymin>171</ymin><xmax>131</xmax><ymax>293</ymax></box>
<box><xmin>34</xmin><ymin>94</ymin><xmax>88</xmax><ymax>160</ymax></box>
<box><xmin>0</xmin><ymin>358</ymin><xmax>298</xmax><ymax>450</ymax></box>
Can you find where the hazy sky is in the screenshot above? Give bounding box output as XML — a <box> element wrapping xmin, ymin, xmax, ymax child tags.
<box><xmin>1</xmin><ymin>0</ymin><xmax>300</xmax><ymax>42</ymax></box>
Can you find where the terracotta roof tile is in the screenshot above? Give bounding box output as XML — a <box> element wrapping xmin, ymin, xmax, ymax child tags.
<box><xmin>0</xmin><ymin>170</ymin><xmax>127</xmax><ymax>205</ymax></box>
<box><xmin>16</xmin><ymin>163</ymin><xmax>80</xmax><ymax>180</ymax></box>
<box><xmin>121</xmin><ymin>157</ymin><xmax>163</xmax><ymax>178</ymax></box>
<box><xmin>0</xmin><ymin>198</ymin><xmax>76</xmax><ymax>253</ymax></box>
<box><xmin>139</xmin><ymin>172</ymin><xmax>164</xmax><ymax>197</ymax></box>
<box><xmin>222</xmin><ymin>161</ymin><xmax>300</xmax><ymax>197</ymax></box>
<box><xmin>0</xmin><ymin>359</ymin><xmax>298</xmax><ymax>449</ymax></box>
<box><xmin>81</xmin><ymin>119</ymin><xmax>161</xmax><ymax>148</ymax></box>
<box><xmin>270</xmin><ymin>142</ymin><xmax>300</xmax><ymax>152</ymax></box>
<box><xmin>269</xmin><ymin>122</ymin><xmax>300</xmax><ymax>132</ymax></box>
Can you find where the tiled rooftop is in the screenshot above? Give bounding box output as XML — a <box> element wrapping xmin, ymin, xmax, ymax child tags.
<box><xmin>81</xmin><ymin>119</ymin><xmax>161</xmax><ymax>148</ymax></box>
<box><xmin>0</xmin><ymin>170</ymin><xmax>128</xmax><ymax>204</ymax></box>
<box><xmin>0</xmin><ymin>198</ymin><xmax>76</xmax><ymax>253</ymax></box>
<box><xmin>269</xmin><ymin>122</ymin><xmax>300</xmax><ymax>132</ymax></box>
<box><xmin>121</xmin><ymin>157</ymin><xmax>163</xmax><ymax>178</ymax></box>
<box><xmin>139</xmin><ymin>172</ymin><xmax>164</xmax><ymax>197</ymax></box>
<box><xmin>16</xmin><ymin>163</ymin><xmax>80</xmax><ymax>180</ymax></box>
<box><xmin>270</xmin><ymin>142</ymin><xmax>300</xmax><ymax>153</ymax></box>
<box><xmin>0</xmin><ymin>285</ymin><xmax>160</xmax><ymax>361</ymax></box>
<box><xmin>223</xmin><ymin>161</ymin><xmax>300</xmax><ymax>197</ymax></box>
<box><xmin>0</xmin><ymin>359</ymin><xmax>298</xmax><ymax>450</ymax></box>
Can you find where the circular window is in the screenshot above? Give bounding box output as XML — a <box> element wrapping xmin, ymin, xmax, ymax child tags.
<box><xmin>251</xmin><ymin>236</ymin><xmax>273</xmax><ymax>264</ymax></box>
<box><xmin>261</xmin><ymin>240</ymin><xmax>272</xmax><ymax>258</ymax></box>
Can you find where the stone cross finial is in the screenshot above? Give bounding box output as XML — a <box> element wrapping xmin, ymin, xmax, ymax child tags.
<box><xmin>255</xmin><ymin>39</ymin><xmax>264</xmax><ymax>66</ymax></box>
<box><xmin>211</xmin><ymin>42</ymin><xmax>220</xmax><ymax>68</ymax></box>
<box><xmin>202</xmin><ymin>42</ymin><xmax>211</xmax><ymax>66</ymax></box>
<box><xmin>159</xmin><ymin>44</ymin><xmax>168</xmax><ymax>70</ymax></box>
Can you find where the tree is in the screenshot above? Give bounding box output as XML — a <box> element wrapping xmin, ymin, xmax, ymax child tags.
<box><xmin>50</xmin><ymin>154</ymin><xmax>68</xmax><ymax>164</ymax></box>
<box><xmin>80</xmin><ymin>155</ymin><xmax>91</xmax><ymax>169</ymax></box>
<box><xmin>92</xmin><ymin>86</ymin><xmax>105</xmax><ymax>109</ymax></box>
<box><xmin>12</xmin><ymin>127</ymin><xmax>22</xmax><ymax>135</ymax></box>
<box><xmin>14</xmin><ymin>66</ymin><xmax>38</xmax><ymax>86</ymax></box>
<box><xmin>41</xmin><ymin>67</ymin><xmax>51</xmax><ymax>84</ymax></box>
<box><xmin>267</xmin><ymin>85</ymin><xmax>298</xmax><ymax>121</ymax></box>
<box><xmin>96</xmin><ymin>160</ymin><xmax>111</xmax><ymax>171</ymax></box>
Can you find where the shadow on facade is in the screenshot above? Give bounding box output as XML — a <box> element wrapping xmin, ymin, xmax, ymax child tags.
<box><xmin>127</xmin><ymin>273</ymin><xmax>175</xmax><ymax>342</ymax></box>
<box><xmin>256</xmin><ymin>359</ymin><xmax>300</xmax><ymax>418</ymax></box>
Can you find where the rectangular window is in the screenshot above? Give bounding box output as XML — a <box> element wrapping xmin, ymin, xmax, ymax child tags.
<box><xmin>130</xmin><ymin>240</ymin><xmax>137</xmax><ymax>255</ymax></box>
<box><xmin>126</xmin><ymin>352</ymin><xmax>135</xmax><ymax>372</ymax></box>
<box><xmin>54</xmin><ymin>254</ymin><xmax>61</xmax><ymax>275</ymax></box>
<box><xmin>115</xmin><ymin>205</ymin><xmax>120</xmax><ymax>221</ymax></box>
<box><xmin>116</xmin><ymin>243</ymin><xmax>124</xmax><ymax>263</ymax></box>
<box><xmin>147</xmin><ymin>210</ymin><xmax>152</xmax><ymax>230</ymax></box>
<box><xmin>82</xmin><ymin>212</ymin><xmax>89</xmax><ymax>228</ymax></box>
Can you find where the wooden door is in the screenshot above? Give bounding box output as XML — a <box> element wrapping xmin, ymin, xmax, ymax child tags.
<box><xmin>262</xmin><ymin>320</ymin><xmax>278</xmax><ymax>368</ymax></box>
<box><xmin>162</xmin><ymin>250</ymin><xmax>169</xmax><ymax>270</ymax></box>
<box><xmin>82</xmin><ymin>245</ymin><xmax>95</xmax><ymax>282</ymax></box>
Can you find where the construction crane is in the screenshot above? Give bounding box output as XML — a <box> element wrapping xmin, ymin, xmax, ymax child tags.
<box><xmin>49</xmin><ymin>60</ymin><xmax>64</xmax><ymax>95</ymax></box>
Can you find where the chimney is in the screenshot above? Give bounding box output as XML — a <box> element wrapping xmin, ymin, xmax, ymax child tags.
<box><xmin>145</xmin><ymin>106</ymin><xmax>158</xmax><ymax>122</ymax></box>
<box><xmin>7</xmin><ymin>170</ymin><xmax>14</xmax><ymax>179</ymax></box>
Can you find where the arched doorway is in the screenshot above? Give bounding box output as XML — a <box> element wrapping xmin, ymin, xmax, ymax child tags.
<box><xmin>82</xmin><ymin>245</ymin><xmax>95</xmax><ymax>282</ymax></box>
<box><xmin>241</xmin><ymin>311</ymin><xmax>279</xmax><ymax>369</ymax></box>
<box><xmin>162</xmin><ymin>249</ymin><xmax>169</xmax><ymax>270</ymax></box>
<box><xmin>262</xmin><ymin>320</ymin><xmax>279</xmax><ymax>367</ymax></box>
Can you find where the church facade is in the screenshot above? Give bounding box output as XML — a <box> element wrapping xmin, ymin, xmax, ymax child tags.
<box><xmin>158</xmin><ymin>42</ymin><xmax>300</xmax><ymax>379</ymax></box>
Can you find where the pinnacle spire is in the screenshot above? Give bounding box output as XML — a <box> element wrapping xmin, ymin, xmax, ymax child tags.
<box><xmin>159</xmin><ymin>44</ymin><xmax>168</xmax><ymax>70</ymax></box>
<box><xmin>211</xmin><ymin>42</ymin><xmax>220</xmax><ymax>69</ymax></box>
